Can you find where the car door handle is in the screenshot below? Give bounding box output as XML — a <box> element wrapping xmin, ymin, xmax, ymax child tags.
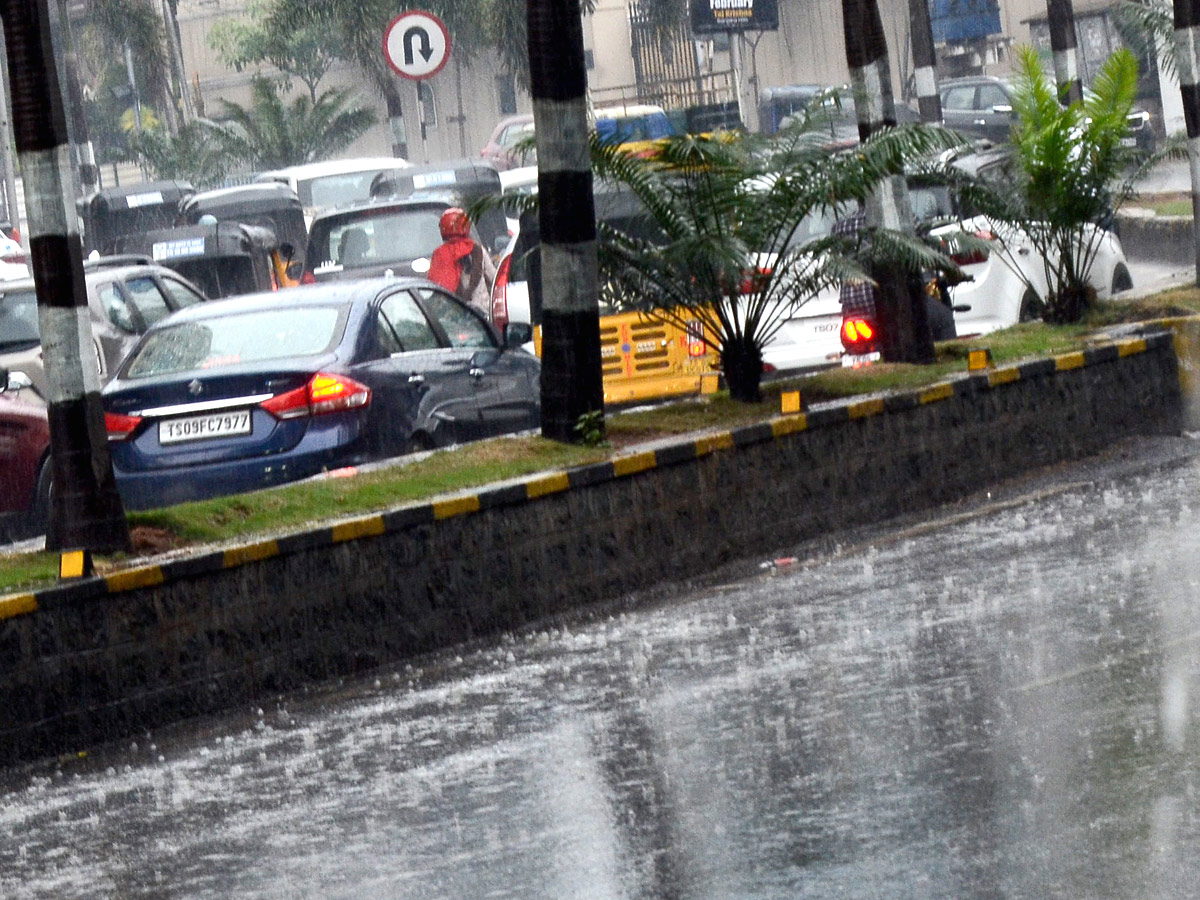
<box><xmin>407</xmin><ymin>373</ymin><xmax>425</xmax><ymax>385</ymax></box>
<box><xmin>469</xmin><ymin>367</ymin><xmax>485</xmax><ymax>379</ymax></box>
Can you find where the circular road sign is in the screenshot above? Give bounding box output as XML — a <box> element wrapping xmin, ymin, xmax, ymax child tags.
<box><xmin>384</xmin><ymin>11</ymin><xmax>451</xmax><ymax>80</ymax></box>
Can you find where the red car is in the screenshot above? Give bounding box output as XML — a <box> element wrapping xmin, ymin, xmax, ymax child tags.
<box><xmin>0</xmin><ymin>370</ymin><xmax>50</xmax><ymax>540</ymax></box>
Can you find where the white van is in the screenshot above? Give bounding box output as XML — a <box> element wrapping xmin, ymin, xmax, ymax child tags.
<box><xmin>255</xmin><ymin>157</ymin><xmax>410</xmax><ymax>225</ymax></box>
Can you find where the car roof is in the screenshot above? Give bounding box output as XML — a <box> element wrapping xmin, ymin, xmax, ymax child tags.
<box><xmin>145</xmin><ymin>277</ymin><xmax>432</xmax><ymax>325</ymax></box>
<box><xmin>255</xmin><ymin>157</ymin><xmax>411</xmax><ymax>183</ymax></box>
<box><xmin>308</xmin><ymin>196</ymin><xmax>452</xmax><ymax>225</ymax></box>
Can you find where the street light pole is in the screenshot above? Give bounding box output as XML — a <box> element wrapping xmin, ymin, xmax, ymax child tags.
<box><xmin>1</xmin><ymin>0</ymin><xmax>130</xmax><ymax>557</ymax></box>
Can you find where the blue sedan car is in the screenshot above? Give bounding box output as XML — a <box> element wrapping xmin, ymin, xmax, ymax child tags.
<box><xmin>103</xmin><ymin>278</ymin><xmax>540</xmax><ymax>510</ymax></box>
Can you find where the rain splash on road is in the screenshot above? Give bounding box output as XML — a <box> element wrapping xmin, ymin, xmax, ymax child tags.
<box><xmin>3</xmin><ymin>440</ymin><xmax>1200</xmax><ymax>899</ymax></box>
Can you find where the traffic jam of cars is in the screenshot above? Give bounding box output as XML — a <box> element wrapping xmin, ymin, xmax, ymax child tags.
<box><xmin>1</xmin><ymin>83</ymin><xmax>1141</xmax><ymax>533</ymax></box>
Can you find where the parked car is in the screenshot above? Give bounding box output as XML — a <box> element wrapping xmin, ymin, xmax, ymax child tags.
<box><xmin>102</xmin><ymin>279</ymin><xmax>540</xmax><ymax>509</ymax></box>
<box><xmin>0</xmin><ymin>367</ymin><xmax>50</xmax><ymax>540</ymax></box>
<box><xmin>481</xmin><ymin>113</ymin><xmax>536</xmax><ymax>171</ymax></box>
<box><xmin>254</xmin><ymin>157</ymin><xmax>410</xmax><ymax>225</ymax></box>
<box><xmin>302</xmin><ymin>198</ymin><xmax>496</xmax><ymax>285</ymax></box>
<box><xmin>760</xmin><ymin>83</ymin><xmax>920</xmax><ymax>147</ymax></box>
<box><xmin>833</xmin><ymin>147</ymin><xmax>1134</xmax><ymax>360</ymax></box>
<box><xmin>0</xmin><ymin>256</ymin><xmax>209</xmax><ymax>401</ymax></box>
<box><xmin>921</xmin><ymin>147</ymin><xmax>1133</xmax><ymax>334</ymax></box>
<box><xmin>939</xmin><ymin>74</ymin><xmax>1156</xmax><ymax>151</ymax></box>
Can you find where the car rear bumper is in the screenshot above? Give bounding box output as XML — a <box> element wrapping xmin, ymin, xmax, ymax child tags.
<box><xmin>113</xmin><ymin>441</ymin><xmax>362</xmax><ymax>510</ymax></box>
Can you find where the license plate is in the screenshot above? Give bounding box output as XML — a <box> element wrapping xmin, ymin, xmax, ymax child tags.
<box><xmin>1120</xmin><ymin>137</ymin><xmax>1136</xmax><ymax>147</ymax></box>
<box><xmin>842</xmin><ymin>351</ymin><xmax>881</xmax><ymax>369</ymax></box>
<box><xmin>159</xmin><ymin>410</ymin><xmax>252</xmax><ymax>444</ymax></box>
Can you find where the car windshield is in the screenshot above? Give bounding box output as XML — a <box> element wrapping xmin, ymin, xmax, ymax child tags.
<box><xmin>311</xmin><ymin>208</ymin><xmax>445</xmax><ymax>270</ymax></box>
<box><xmin>301</xmin><ymin>171</ymin><xmax>394</xmax><ymax>210</ymax></box>
<box><xmin>124</xmin><ymin>305</ymin><xmax>347</xmax><ymax>378</ymax></box>
<box><xmin>0</xmin><ymin>286</ymin><xmax>40</xmax><ymax>351</ymax></box>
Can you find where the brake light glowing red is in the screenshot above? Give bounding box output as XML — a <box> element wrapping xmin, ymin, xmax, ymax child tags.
<box><xmin>105</xmin><ymin>410</ymin><xmax>143</xmax><ymax>441</ymax></box>
<box><xmin>841</xmin><ymin>317</ymin><xmax>878</xmax><ymax>353</ymax></box>
<box><xmin>491</xmin><ymin>255</ymin><xmax>512</xmax><ymax>330</ymax></box>
<box><xmin>300</xmin><ymin>270</ymin><xmax>317</xmax><ymax>285</ymax></box>
<box><xmin>261</xmin><ymin>373</ymin><xmax>371</xmax><ymax>420</ymax></box>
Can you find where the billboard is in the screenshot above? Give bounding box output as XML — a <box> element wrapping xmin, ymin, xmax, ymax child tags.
<box><xmin>690</xmin><ymin>0</ymin><xmax>779</xmax><ymax>34</ymax></box>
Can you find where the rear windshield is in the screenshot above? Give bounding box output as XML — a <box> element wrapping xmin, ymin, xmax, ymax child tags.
<box><xmin>0</xmin><ymin>287</ymin><xmax>39</xmax><ymax>352</ymax></box>
<box><xmin>124</xmin><ymin>305</ymin><xmax>346</xmax><ymax>378</ymax></box>
<box><xmin>301</xmin><ymin>171</ymin><xmax>395</xmax><ymax>211</ymax></box>
<box><xmin>308</xmin><ymin>208</ymin><xmax>445</xmax><ymax>271</ymax></box>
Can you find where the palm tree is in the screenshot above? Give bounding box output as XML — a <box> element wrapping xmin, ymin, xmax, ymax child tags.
<box><xmin>210</xmin><ymin>75</ymin><xmax>377</xmax><ymax>169</ymax></box>
<box><xmin>948</xmin><ymin>46</ymin><xmax>1152</xmax><ymax>322</ymax></box>
<box><xmin>127</xmin><ymin>119</ymin><xmax>234</xmax><ymax>187</ymax></box>
<box><xmin>591</xmin><ymin>124</ymin><xmax>961</xmax><ymax>402</ymax></box>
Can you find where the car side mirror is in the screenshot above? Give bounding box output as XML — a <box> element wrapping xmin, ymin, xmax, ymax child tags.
<box><xmin>992</xmin><ymin>104</ymin><xmax>1013</xmax><ymax>115</ymax></box>
<box><xmin>504</xmin><ymin>321</ymin><xmax>533</xmax><ymax>348</ymax></box>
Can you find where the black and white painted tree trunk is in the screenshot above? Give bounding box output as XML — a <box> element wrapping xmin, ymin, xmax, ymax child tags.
<box><xmin>909</xmin><ymin>0</ymin><xmax>942</xmax><ymax>123</ymax></box>
<box><xmin>1047</xmin><ymin>0</ymin><xmax>1084</xmax><ymax>104</ymax></box>
<box><xmin>527</xmin><ymin>0</ymin><xmax>604</xmax><ymax>441</ymax></box>
<box><xmin>1174</xmin><ymin>0</ymin><xmax>1200</xmax><ymax>285</ymax></box>
<box><xmin>1</xmin><ymin>0</ymin><xmax>130</xmax><ymax>553</ymax></box>
<box><xmin>842</xmin><ymin>0</ymin><xmax>933</xmax><ymax>363</ymax></box>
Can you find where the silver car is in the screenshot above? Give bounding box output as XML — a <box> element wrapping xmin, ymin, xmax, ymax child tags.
<box><xmin>0</xmin><ymin>256</ymin><xmax>208</xmax><ymax>402</ymax></box>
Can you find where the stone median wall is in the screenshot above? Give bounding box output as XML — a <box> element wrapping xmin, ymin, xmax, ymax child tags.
<box><xmin>0</xmin><ymin>331</ymin><xmax>1185</xmax><ymax>768</ymax></box>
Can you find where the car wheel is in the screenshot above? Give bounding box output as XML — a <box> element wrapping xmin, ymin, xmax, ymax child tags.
<box><xmin>28</xmin><ymin>456</ymin><xmax>52</xmax><ymax>536</ymax></box>
<box><xmin>1019</xmin><ymin>291</ymin><xmax>1045</xmax><ymax>323</ymax></box>
<box><xmin>407</xmin><ymin>431</ymin><xmax>437</xmax><ymax>454</ymax></box>
<box><xmin>1111</xmin><ymin>264</ymin><xmax>1133</xmax><ymax>294</ymax></box>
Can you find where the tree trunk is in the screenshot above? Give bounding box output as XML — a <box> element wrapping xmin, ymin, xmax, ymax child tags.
<box><xmin>908</xmin><ymin>0</ymin><xmax>942</xmax><ymax>123</ymax></box>
<box><xmin>842</xmin><ymin>0</ymin><xmax>934</xmax><ymax>365</ymax></box>
<box><xmin>1</xmin><ymin>0</ymin><xmax>130</xmax><ymax>554</ymax></box>
<box><xmin>721</xmin><ymin>336</ymin><xmax>763</xmax><ymax>403</ymax></box>
<box><xmin>1173</xmin><ymin>0</ymin><xmax>1200</xmax><ymax>287</ymax></box>
<box><xmin>528</xmin><ymin>0</ymin><xmax>604</xmax><ymax>442</ymax></box>
<box><xmin>1047</xmin><ymin>0</ymin><xmax>1084</xmax><ymax>104</ymax></box>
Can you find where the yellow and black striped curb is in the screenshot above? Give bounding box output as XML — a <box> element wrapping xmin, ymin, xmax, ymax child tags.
<box><xmin>0</xmin><ymin>330</ymin><xmax>1175</xmax><ymax>623</ymax></box>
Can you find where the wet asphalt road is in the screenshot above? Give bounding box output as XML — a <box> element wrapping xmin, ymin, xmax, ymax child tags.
<box><xmin>4</xmin><ymin>435</ymin><xmax>1200</xmax><ymax>899</ymax></box>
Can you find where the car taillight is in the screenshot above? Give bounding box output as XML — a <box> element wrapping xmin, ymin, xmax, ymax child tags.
<box><xmin>300</xmin><ymin>270</ymin><xmax>317</xmax><ymax>285</ymax></box>
<box><xmin>950</xmin><ymin>229</ymin><xmax>994</xmax><ymax>266</ymax></box>
<box><xmin>841</xmin><ymin>316</ymin><xmax>877</xmax><ymax>353</ymax></box>
<box><xmin>105</xmin><ymin>410</ymin><xmax>143</xmax><ymax>441</ymax></box>
<box><xmin>738</xmin><ymin>266</ymin><xmax>772</xmax><ymax>295</ymax></box>
<box><xmin>491</xmin><ymin>254</ymin><xmax>512</xmax><ymax>330</ymax></box>
<box><xmin>261</xmin><ymin>373</ymin><xmax>371</xmax><ymax>420</ymax></box>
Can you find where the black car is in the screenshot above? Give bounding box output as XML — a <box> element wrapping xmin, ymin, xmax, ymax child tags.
<box><xmin>939</xmin><ymin>74</ymin><xmax>1156</xmax><ymax>151</ymax></box>
<box><xmin>102</xmin><ymin>278</ymin><xmax>539</xmax><ymax>509</ymax></box>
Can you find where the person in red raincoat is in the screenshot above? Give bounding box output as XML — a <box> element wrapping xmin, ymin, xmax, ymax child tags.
<box><xmin>428</xmin><ymin>207</ymin><xmax>495</xmax><ymax>313</ymax></box>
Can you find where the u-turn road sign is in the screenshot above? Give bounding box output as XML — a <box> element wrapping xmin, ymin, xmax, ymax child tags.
<box><xmin>383</xmin><ymin>11</ymin><xmax>451</xmax><ymax>80</ymax></box>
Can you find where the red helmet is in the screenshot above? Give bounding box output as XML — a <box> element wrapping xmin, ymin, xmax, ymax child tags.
<box><xmin>439</xmin><ymin>207</ymin><xmax>470</xmax><ymax>239</ymax></box>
